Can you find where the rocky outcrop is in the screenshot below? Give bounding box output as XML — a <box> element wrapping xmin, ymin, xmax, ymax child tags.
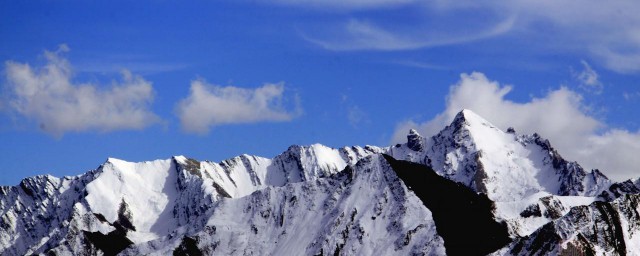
<box><xmin>504</xmin><ymin>194</ymin><xmax>640</xmax><ymax>255</ymax></box>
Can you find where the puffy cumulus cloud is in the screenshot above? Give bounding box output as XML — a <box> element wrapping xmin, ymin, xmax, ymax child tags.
<box><xmin>580</xmin><ymin>130</ymin><xmax>640</xmax><ymax>181</ymax></box>
<box><xmin>392</xmin><ymin>72</ymin><xmax>640</xmax><ymax>181</ymax></box>
<box><xmin>2</xmin><ymin>46</ymin><xmax>160</xmax><ymax>137</ymax></box>
<box><xmin>176</xmin><ymin>81</ymin><xmax>302</xmax><ymax>134</ymax></box>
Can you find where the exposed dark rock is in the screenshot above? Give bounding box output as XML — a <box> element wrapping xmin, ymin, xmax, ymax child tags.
<box><xmin>593</xmin><ymin>202</ymin><xmax>626</xmax><ymax>255</ymax></box>
<box><xmin>383</xmin><ymin>154</ymin><xmax>511</xmax><ymax>256</ymax></box>
<box><xmin>540</xmin><ymin>196</ymin><xmax>565</xmax><ymax>219</ymax></box>
<box><xmin>83</xmin><ymin>229</ymin><xmax>133</xmax><ymax>256</ymax></box>
<box><xmin>601</xmin><ymin>180</ymin><xmax>640</xmax><ymax>201</ymax></box>
<box><xmin>407</xmin><ymin>129</ymin><xmax>424</xmax><ymax>152</ymax></box>
<box><xmin>174</xmin><ymin>157</ymin><xmax>201</xmax><ymax>178</ymax></box>
<box><xmin>173</xmin><ymin>236</ymin><xmax>203</xmax><ymax>256</ymax></box>
<box><xmin>93</xmin><ymin>213</ymin><xmax>108</xmax><ymax>223</ymax></box>
<box><xmin>510</xmin><ymin>195</ymin><xmax>640</xmax><ymax>256</ymax></box>
<box><xmin>520</xmin><ymin>204</ymin><xmax>542</xmax><ymax>218</ymax></box>
<box><xmin>472</xmin><ymin>151</ymin><xmax>488</xmax><ymax>194</ymax></box>
<box><xmin>529</xmin><ymin>134</ymin><xmax>589</xmax><ymax>196</ymax></box>
<box><xmin>511</xmin><ymin>223</ymin><xmax>561</xmax><ymax>255</ymax></box>
<box><xmin>212</xmin><ymin>182</ymin><xmax>232</xmax><ymax>198</ymax></box>
<box><xmin>114</xmin><ymin>199</ymin><xmax>136</xmax><ymax>232</ymax></box>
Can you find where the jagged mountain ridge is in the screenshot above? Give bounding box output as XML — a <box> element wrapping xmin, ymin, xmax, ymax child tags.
<box><xmin>0</xmin><ymin>144</ymin><xmax>384</xmax><ymax>255</ymax></box>
<box><xmin>1</xmin><ymin>109</ymin><xmax>638</xmax><ymax>255</ymax></box>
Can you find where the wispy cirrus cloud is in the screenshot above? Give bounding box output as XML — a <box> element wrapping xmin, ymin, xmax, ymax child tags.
<box><xmin>76</xmin><ymin>61</ymin><xmax>188</xmax><ymax>75</ymax></box>
<box><xmin>623</xmin><ymin>91</ymin><xmax>640</xmax><ymax>101</ymax></box>
<box><xmin>2</xmin><ymin>45</ymin><xmax>160</xmax><ymax>137</ymax></box>
<box><xmin>279</xmin><ymin>0</ymin><xmax>640</xmax><ymax>73</ymax></box>
<box><xmin>391</xmin><ymin>60</ymin><xmax>448</xmax><ymax>70</ymax></box>
<box><xmin>263</xmin><ymin>0</ymin><xmax>417</xmax><ymax>10</ymax></box>
<box><xmin>301</xmin><ymin>16</ymin><xmax>515</xmax><ymax>51</ymax></box>
<box><xmin>175</xmin><ymin>81</ymin><xmax>302</xmax><ymax>134</ymax></box>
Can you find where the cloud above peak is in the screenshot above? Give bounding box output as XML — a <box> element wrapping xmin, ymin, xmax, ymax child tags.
<box><xmin>2</xmin><ymin>46</ymin><xmax>160</xmax><ymax>137</ymax></box>
<box><xmin>392</xmin><ymin>72</ymin><xmax>640</xmax><ymax>181</ymax></box>
<box><xmin>175</xmin><ymin>81</ymin><xmax>302</xmax><ymax>134</ymax></box>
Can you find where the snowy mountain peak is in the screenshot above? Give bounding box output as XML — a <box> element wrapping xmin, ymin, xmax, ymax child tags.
<box><xmin>452</xmin><ymin>109</ymin><xmax>499</xmax><ymax>131</ymax></box>
<box><xmin>408</xmin><ymin>109</ymin><xmax>609</xmax><ymax>202</ymax></box>
<box><xmin>386</xmin><ymin>109</ymin><xmax>613</xmax><ymax>236</ymax></box>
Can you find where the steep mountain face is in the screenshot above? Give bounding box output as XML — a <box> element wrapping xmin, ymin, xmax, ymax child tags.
<box><xmin>499</xmin><ymin>194</ymin><xmax>640</xmax><ymax>256</ymax></box>
<box><xmin>125</xmin><ymin>155</ymin><xmax>446</xmax><ymax>256</ymax></box>
<box><xmin>1</xmin><ymin>109</ymin><xmax>638</xmax><ymax>256</ymax></box>
<box><xmin>389</xmin><ymin>109</ymin><xmax>611</xmax><ymax>202</ymax></box>
<box><xmin>0</xmin><ymin>144</ymin><xmax>382</xmax><ymax>255</ymax></box>
<box><xmin>388</xmin><ymin>109</ymin><xmax>612</xmax><ymax>237</ymax></box>
<box><xmin>383</xmin><ymin>155</ymin><xmax>511</xmax><ymax>256</ymax></box>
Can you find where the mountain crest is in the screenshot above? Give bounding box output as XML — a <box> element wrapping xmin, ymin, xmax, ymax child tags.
<box><xmin>451</xmin><ymin>109</ymin><xmax>500</xmax><ymax>131</ymax></box>
<box><xmin>0</xmin><ymin>109</ymin><xmax>633</xmax><ymax>256</ymax></box>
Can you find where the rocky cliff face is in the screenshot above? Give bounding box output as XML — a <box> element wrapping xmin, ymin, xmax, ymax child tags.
<box><xmin>1</xmin><ymin>109</ymin><xmax>637</xmax><ymax>255</ymax></box>
<box><xmin>500</xmin><ymin>193</ymin><xmax>640</xmax><ymax>256</ymax></box>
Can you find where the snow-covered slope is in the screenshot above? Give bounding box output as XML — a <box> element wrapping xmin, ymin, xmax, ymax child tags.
<box><xmin>390</xmin><ymin>109</ymin><xmax>610</xmax><ymax>202</ymax></box>
<box><xmin>1</xmin><ymin>109</ymin><xmax>638</xmax><ymax>256</ymax></box>
<box><xmin>496</xmin><ymin>194</ymin><xmax>640</xmax><ymax>256</ymax></box>
<box><xmin>389</xmin><ymin>109</ymin><xmax>613</xmax><ymax>236</ymax></box>
<box><xmin>0</xmin><ymin>144</ymin><xmax>383</xmax><ymax>255</ymax></box>
<box><xmin>125</xmin><ymin>155</ymin><xmax>446</xmax><ymax>256</ymax></box>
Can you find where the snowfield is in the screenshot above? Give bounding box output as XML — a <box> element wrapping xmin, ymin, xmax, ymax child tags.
<box><xmin>1</xmin><ymin>109</ymin><xmax>637</xmax><ymax>255</ymax></box>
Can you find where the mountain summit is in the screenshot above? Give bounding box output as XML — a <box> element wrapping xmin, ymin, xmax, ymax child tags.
<box><xmin>1</xmin><ymin>109</ymin><xmax>637</xmax><ymax>255</ymax></box>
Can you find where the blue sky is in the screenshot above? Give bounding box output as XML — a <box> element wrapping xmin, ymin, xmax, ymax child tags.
<box><xmin>1</xmin><ymin>0</ymin><xmax>639</xmax><ymax>184</ymax></box>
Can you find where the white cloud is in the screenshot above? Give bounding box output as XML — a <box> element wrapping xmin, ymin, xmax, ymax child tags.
<box><xmin>265</xmin><ymin>0</ymin><xmax>417</xmax><ymax>10</ymax></box>
<box><xmin>573</xmin><ymin>60</ymin><xmax>603</xmax><ymax>94</ymax></box>
<box><xmin>507</xmin><ymin>1</ymin><xmax>640</xmax><ymax>73</ymax></box>
<box><xmin>2</xmin><ymin>46</ymin><xmax>159</xmax><ymax>137</ymax></box>
<box><xmin>302</xmin><ymin>17</ymin><xmax>515</xmax><ymax>51</ymax></box>
<box><xmin>392</xmin><ymin>72</ymin><xmax>640</xmax><ymax>181</ymax></box>
<box><xmin>391</xmin><ymin>60</ymin><xmax>448</xmax><ymax>70</ymax></box>
<box><xmin>340</xmin><ymin>93</ymin><xmax>369</xmax><ymax>128</ymax></box>
<box><xmin>623</xmin><ymin>91</ymin><xmax>640</xmax><ymax>101</ymax></box>
<box><xmin>347</xmin><ymin>105</ymin><xmax>368</xmax><ymax>128</ymax></box>
<box><xmin>286</xmin><ymin>0</ymin><xmax>640</xmax><ymax>73</ymax></box>
<box><xmin>176</xmin><ymin>81</ymin><xmax>301</xmax><ymax>134</ymax></box>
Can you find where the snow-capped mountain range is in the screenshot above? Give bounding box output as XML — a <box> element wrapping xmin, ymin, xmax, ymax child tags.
<box><xmin>1</xmin><ymin>109</ymin><xmax>638</xmax><ymax>255</ymax></box>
